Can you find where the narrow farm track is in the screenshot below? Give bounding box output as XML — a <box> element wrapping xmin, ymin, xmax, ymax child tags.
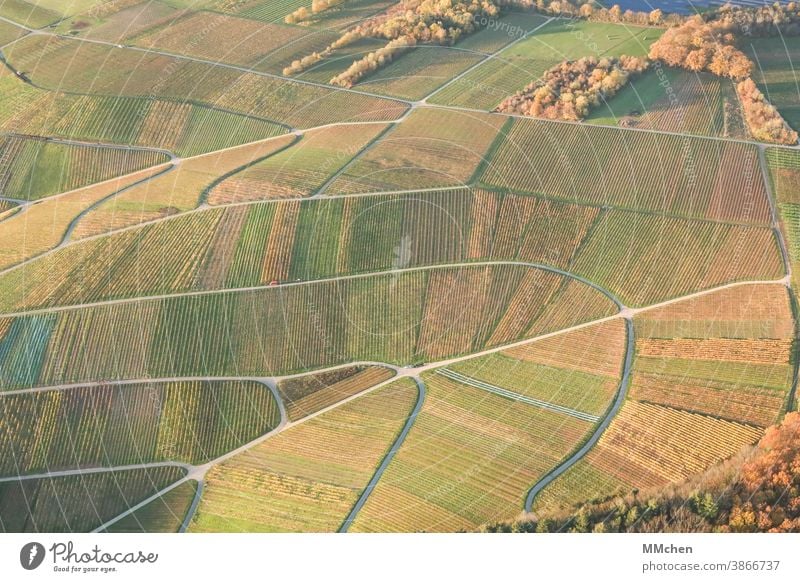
<box><xmin>178</xmin><ymin>479</ymin><xmax>204</xmax><ymax>533</ymax></box>
<box><xmin>339</xmin><ymin>376</ymin><xmax>427</xmax><ymax>533</ymax></box>
<box><xmin>0</xmin><ymin>259</ymin><xmax>625</xmax><ymax>319</ymax></box>
<box><xmin>58</xmin><ymin>164</ymin><xmax>176</xmax><ymax>246</ymax></box>
<box><xmin>0</xmin><ymin>133</ymin><xmax>179</xmax><ymax>162</ymax></box>
<box><xmin>0</xmin><ymin>461</ymin><xmax>194</xmax><ymax>483</ymax></box>
<box><xmin>524</xmin><ymin>317</ymin><xmax>635</xmax><ymax>513</ymax></box>
<box><xmin>436</xmin><ymin>368</ymin><xmax>600</xmax><ymax>422</ymax></box>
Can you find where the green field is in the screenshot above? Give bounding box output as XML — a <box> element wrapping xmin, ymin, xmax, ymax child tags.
<box><xmin>0</xmin><ymin>136</ymin><xmax>169</xmax><ymax>201</ymax></box>
<box><xmin>747</xmin><ymin>37</ymin><xmax>800</xmax><ymax>131</ymax></box>
<box><xmin>103</xmin><ymin>480</ymin><xmax>198</xmax><ymax>533</ymax></box>
<box><xmin>428</xmin><ymin>19</ymin><xmax>662</xmax><ymax>110</ymax></box>
<box><xmin>0</xmin><ymin>466</ymin><xmax>185</xmax><ymax>533</ymax></box>
<box><xmin>348</xmin><ymin>371</ymin><xmax>597</xmax><ymax>531</ymax></box>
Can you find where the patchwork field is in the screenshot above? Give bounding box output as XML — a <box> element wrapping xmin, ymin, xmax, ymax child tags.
<box><xmin>534</xmin><ymin>283</ymin><xmax>794</xmax><ymax>513</ymax></box>
<box><xmin>0</xmin><ymin>164</ymin><xmax>169</xmax><ymax>271</ymax></box>
<box><xmin>0</xmin><ymin>466</ymin><xmax>186</xmax><ymax>533</ymax></box>
<box><xmin>190</xmin><ymin>378</ymin><xmax>419</xmax><ymax>532</ymax></box>
<box><xmin>72</xmin><ymin>134</ymin><xmax>297</xmax><ymax>237</ymax></box>
<box><xmin>0</xmin><ymin>380</ymin><xmax>281</xmax><ymax>470</ymax></box>
<box><xmin>0</xmin><ymin>68</ymin><xmax>288</xmax><ymax>156</ymax></box>
<box><xmin>2</xmin><ymin>35</ymin><xmax>408</xmax><ymax>128</ymax></box>
<box><xmin>0</xmin><ymin>264</ymin><xmax>618</xmax><ymax>385</ymax></box>
<box><xmin>277</xmin><ymin>365</ymin><xmax>396</xmax><ymax>421</ymax></box>
<box><xmin>448</xmin><ymin>319</ymin><xmax>627</xmax><ymax>418</ymax></box>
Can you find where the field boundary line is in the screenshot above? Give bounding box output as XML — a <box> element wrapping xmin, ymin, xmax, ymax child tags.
<box><xmin>338</xmin><ymin>376</ymin><xmax>427</xmax><ymax>533</ymax></box>
<box><xmin>523</xmin><ymin>316</ymin><xmax>635</xmax><ymax>512</ymax></box>
<box><xmin>0</xmin><ymin>461</ymin><xmax>193</xmax><ymax>483</ymax></box>
<box><xmin>436</xmin><ymin>368</ymin><xmax>599</xmax><ymax>422</ymax></box>
<box><xmin>0</xmin><ymin>260</ymin><xmax>623</xmax><ymax>318</ymax></box>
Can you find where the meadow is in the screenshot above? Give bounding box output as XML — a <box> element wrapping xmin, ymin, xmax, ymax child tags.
<box><xmin>747</xmin><ymin>37</ymin><xmax>800</xmax><ymax>132</ymax></box>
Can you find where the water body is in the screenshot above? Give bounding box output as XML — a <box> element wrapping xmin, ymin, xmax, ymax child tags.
<box><xmin>598</xmin><ymin>0</ymin><xmax>789</xmax><ymax>14</ymax></box>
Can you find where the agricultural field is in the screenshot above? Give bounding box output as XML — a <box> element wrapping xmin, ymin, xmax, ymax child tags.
<box><xmin>0</xmin><ymin>164</ymin><xmax>168</xmax><ymax>270</ymax></box>
<box><xmin>208</xmin><ymin>123</ymin><xmax>388</xmax><ymax>203</ymax></box>
<box><xmin>449</xmin><ymin>319</ymin><xmax>627</xmax><ymax>418</ymax></box>
<box><xmin>0</xmin><ymin>264</ymin><xmax>617</xmax><ymax>384</ymax></box>
<box><xmin>0</xmin><ymin>68</ymin><xmax>288</xmax><ymax>156</ymax></box>
<box><xmin>586</xmin><ymin>69</ymin><xmax>749</xmax><ymax>140</ymax></box>
<box><xmin>768</xmin><ymin>149</ymin><xmax>800</xmax><ymax>289</ymax></box>
<box><xmin>0</xmin><ymin>136</ymin><xmax>169</xmax><ymax>201</ymax></box>
<box><xmin>428</xmin><ymin>18</ymin><xmax>662</xmax><ymax>110</ymax></box>
<box><xmin>534</xmin><ymin>283</ymin><xmax>794</xmax><ymax>513</ymax></box>
<box><xmin>277</xmin><ymin>365</ymin><xmax>396</xmax><ymax>421</ymax></box>
<box><xmin>0</xmin><ymin>466</ymin><xmax>186</xmax><ymax>533</ymax></box>
<box><xmin>103</xmin><ymin>481</ymin><xmax>198</xmax><ymax>533</ymax></box>
<box><xmin>0</xmin><ymin>380</ymin><xmax>281</xmax><ymax>469</ymax></box>
<box><xmin>2</xmin><ymin>35</ymin><xmax>408</xmax><ymax>128</ymax></box>
<box><xmin>189</xmin><ymin>379</ymin><xmax>418</xmax><ymax>532</ymax></box>
<box><xmin>480</xmin><ymin>118</ymin><xmax>771</xmax><ymax>224</ymax></box>
<box><xmin>347</xmin><ymin>371</ymin><xmax>598</xmax><ymax>531</ymax></box>
<box><xmin>0</xmin><ymin>0</ymin><xmax>797</xmax><ymax>537</ymax></box>
<box><xmin>72</xmin><ymin>134</ymin><xmax>296</xmax><ymax>237</ymax></box>
<box><xmin>326</xmin><ymin>108</ymin><xmax>508</xmax><ymax>193</ymax></box>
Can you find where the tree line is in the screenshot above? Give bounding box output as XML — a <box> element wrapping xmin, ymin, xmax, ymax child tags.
<box><xmin>495</xmin><ymin>56</ymin><xmax>649</xmax><ymax>120</ymax></box>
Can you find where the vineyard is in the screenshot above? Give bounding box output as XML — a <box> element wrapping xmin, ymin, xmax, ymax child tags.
<box><xmin>0</xmin><ymin>380</ymin><xmax>281</xmax><ymax>471</ymax></box>
<box><xmin>348</xmin><ymin>372</ymin><xmax>595</xmax><ymax>532</ymax></box>
<box><xmin>72</xmin><ymin>135</ymin><xmax>296</xmax><ymax>238</ymax></box>
<box><xmin>2</xmin><ymin>35</ymin><xmax>408</xmax><ymax>129</ymax></box>
<box><xmin>569</xmin><ymin>210</ymin><xmax>784</xmax><ymax>306</ymax></box>
<box><xmin>0</xmin><ymin>0</ymin><xmax>62</xmax><ymax>28</ymax></box>
<box><xmin>0</xmin><ymin>18</ymin><xmax>27</xmax><ymax>45</ymax></box>
<box><xmin>277</xmin><ymin>365</ymin><xmax>396</xmax><ymax>421</ymax></box>
<box><xmin>0</xmin><ymin>264</ymin><xmax>617</xmax><ymax>384</ymax></box>
<box><xmin>534</xmin><ymin>283</ymin><xmax>793</xmax><ymax>513</ymax></box>
<box><xmin>189</xmin><ymin>379</ymin><xmax>418</xmax><ymax>532</ymax></box>
<box><xmin>0</xmin><ymin>68</ymin><xmax>288</xmax><ymax>156</ymax></box>
<box><xmin>326</xmin><ymin>108</ymin><xmax>507</xmax><ymax>194</ymax></box>
<box><xmin>0</xmin><ymin>466</ymin><xmax>186</xmax><ymax>533</ymax></box>
<box><xmin>768</xmin><ymin>149</ymin><xmax>800</xmax><ymax>290</ymax></box>
<box><xmin>0</xmin><ymin>188</ymin><xmax>602</xmax><ymax>311</ymax></box>
<box><xmin>0</xmin><ymin>136</ymin><xmax>169</xmax><ymax>201</ymax></box>
<box><xmin>450</xmin><ymin>319</ymin><xmax>626</xmax><ymax>417</ymax></box>
<box><xmin>208</xmin><ymin>124</ymin><xmax>388</xmax><ymax>204</ymax></box>
<box><xmin>103</xmin><ymin>481</ymin><xmax>198</xmax><ymax>533</ymax></box>
<box><xmin>481</xmin><ymin>119</ymin><xmax>771</xmax><ymax>224</ymax></box>
<box><xmin>0</xmin><ymin>164</ymin><xmax>168</xmax><ymax>271</ymax></box>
